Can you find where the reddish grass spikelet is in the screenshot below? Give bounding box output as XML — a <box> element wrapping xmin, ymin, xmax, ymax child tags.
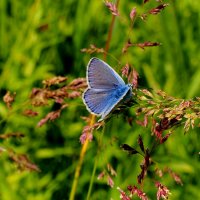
<box><xmin>155</xmin><ymin>182</ymin><xmax>170</xmax><ymax>200</ymax></box>
<box><xmin>123</xmin><ymin>40</ymin><xmax>161</xmax><ymax>52</ymax></box>
<box><xmin>128</xmin><ymin>68</ymin><xmax>139</xmax><ymax>89</ymax></box>
<box><xmin>81</xmin><ymin>44</ymin><xmax>105</xmax><ymax>54</ymax></box>
<box><xmin>97</xmin><ymin>171</ymin><xmax>105</xmax><ymax>180</ymax></box>
<box><xmin>138</xmin><ymin>135</ymin><xmax>145</xmax><ymax>153</ymax></box>
<box><xmin>155</xmin><ymin>168</ymin><xmax>164</xmax><ymax>177</ymax></box>
<box><xmin>140</xmin><ymin>13</ymin><xmax>148</xmax><ymax>21</ymax></box>
<box><xmin>9</xmin><ymin>150</ymin><xmax>40</xmax><ymax>172</ymax></box>
<box><xmin>107</xmin><ymin>163</ymin><xmax>117</xmax><ymax>176</ymax></box>
<box><xmin>80</xmin><ymin>119</ymin><xmax>103</xmax><ymax>144</ymax></box>
<box><xmin>37</xmin><ymin>111</ymin><xmax>59</xmax><ymax>127</ymax></box>
<box><xmin>156</xmin><ymin>90</ymin><xmax>168</xmax><ymax>98</ymax></box>
<box><xmin>97</xmin><ymin>163</ymin><xmax>116</xmax><ymax>188</ymax></box>
<box><xmin>30</xmin><ymin>77</ymin><xmax>85</xmax><ymax>107</ymax></box>
<box><xmin>3</xmin><ymin>91</ymin><xmax>16</xmax><ymax>109</ymax></box>
<box><xmin>107</xmin><ymin>175</ymin><xmax>114</xmax><ymax>188</ymax></box>
<box><xmin>23</xmin><ymin>109</ymin><xmax>38</xmax><ymax>117</ymax></box>
<box><xmin>42</xmin><ymin>76</ymin><xmax>67</xmax><ymax>87</ymax></box>
<box><xmin>45</xmin><ymin>88</ymin><xmax>67</xmax><ymax>99</ymax></box>
<box><xmin>118</xmin><ymin>187</ymin><xmax>131</xmax><ymax>200</ymax></box>
<box><xmin>80</xmin><ymin>126</ymin><xmax>93</xmax><ymax>144</ymax></box>
<box><xmin>136</xmin><ymin>42</ymin><xmax>161</xmax><ymax>50</ymax></box>
<box><xmin>67</xmin><ymin>91</ymin><xmax>81</xmax><ymax>99</ymax></box>
<box><xmin>130</xmin><ymin>7</ymin><xmax>137</xmax><ymax>21</ymax></box>
<box><xmin>30</xmin><ymin>88</ymin><xmax>48</xmax><ymax>106</ymax></box>
<box><xmin>179</xmin><ymin>100</ymin><xmax>193</xmax><ymax>108</ymax></box>
<box><xmin>54</xmin><ymin>98</ymin><xmax>64</xmax><ymax>104</ymax></box>
<box><xmin>68</xmin><ymin>77</ymin><xmax>87</xmax><ymax>89</ymax></box>
<box><xmin>37</xmin><ymin>104</ymin><xmax>68</xmax><ymax>127</ymax></box>
<box><xmin>121</xmin><ymin>63</ymin><xmax>139</xmax><ymax>88</ymax></box>
<box><xmin>184</xmin><ymin>118</ymin><xmax>190</xmax><ymax>132</ymax></box>
<box><xmin>171</xmin><ymin>172</ymin><xmax>183</xmax><ymax>185</ymax></box>
<box><xmin>166</xmin><ymin>168</ymin><xmax>183</xmax><ymax>185</ymax></box>
<box><xmin>159</xmin><ymin>117</ymin><xmax>170</xmax><ymax>129</ymax></box>
<box><xmin>0</xmin><ymin>132</ymin><xmax>24</xmax><ymax>139</ymax></box>
<box><xmin>141</xmin><ymin>89</ymin><xmax>154</xmax><ymax>98</ymax></box>
<box><xmin>153</xmin><ymin>122</ymin><xmax>163</xmax><ymax>142</ymax></box>
<box><xmin>121</xmin><ymin>144</ymin><xmax>139</xmax><ymax>155</ymax></box>
<box><xmin>93</xmin><ymin>121</ymin><xmax>103</xmax><ymax>129</ymax></box>
<box><xmin>127</xmin><ymin>185</ymin><xmax>148</xmax><ymax>200</ymax></box>
<box><xmin>152</xmin><ymin>115</ymin><xmax>182</xmax><ymax>143</ymax></box>
<box><xmin>80</xmin><ymin>116</ymin><xmax>91</xmax><ymax>123</ymax></box>
<box><xmin>105</xmin><ymin>1</ymin><xmax>119</xmax><ymax>16</ymax></box>
<box><xmin>155</xmin><ymin>167</ymin><xmax>183</xmax><ymax>186</ymax></box>
<box><xmin>160</xmin><ymin>132</ymin><xmax>171</xmax><ymax>143</ymax></box>
<box><xmin>137</xmin><ymin>149</ymin><xmax>151</xmax><ymax>184</ymax></box>
<box><xmin>149</xmin><ymin>4</ymin><xmax>169</xmax><ymax>15</ymax></box>
<box><xmin>136</xmin><ymin>115</ymin><xmax>148</xmax><ymax>127</ymax></box>
<box><xmin>131</xmin><ymin>68</ymin><xmax>139</xmax><ymax>89</ymax></box>
<box><xmin>121</xmin><ymin>64</ymin><xmax>130</xmax><ymax>78</ymax></box>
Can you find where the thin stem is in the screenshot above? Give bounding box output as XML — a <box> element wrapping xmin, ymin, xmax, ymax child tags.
<box><xmin>70</xmin><ymin>1</ymin><xmax>121</xmax><ymax>198</ymax></box>
<box><xmin>86</xmin><ymin>157</ymin><xmax>98</xmax><ymax>200</ymax></box>
<box><xmin>86</xmin><ymin>126</ymin><xmax>105</xmax><ymax>200</ymax></box>
<box><xmin>103</xmin><ymin>0</ymin><xmax>120</xmax><ymax>61</ymax></box>
<box><xmin>69</xmin><ymin>115</ymin><xmax>96</xmax><ymax>200</ymax></box>
<box><xmin>86</xmin><ymin>1</ymin><xmax>121</xmax><ymax>196</ymax></box>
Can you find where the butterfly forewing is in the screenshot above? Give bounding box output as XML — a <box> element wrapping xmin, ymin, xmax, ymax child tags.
<box><xmin>87</xmin><ymin>58</ymin><xmax>125</xmax><ymax>89</ymax></box>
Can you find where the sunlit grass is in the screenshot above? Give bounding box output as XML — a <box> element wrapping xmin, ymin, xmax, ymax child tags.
<box><xmin>0</xmin><ymin>0</ymin><xmax>199</xmax><ymax>199</ymax></box>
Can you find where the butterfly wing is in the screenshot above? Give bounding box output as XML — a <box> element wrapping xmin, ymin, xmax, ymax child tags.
<box><xmin>83</xmin><ymin>88</ymin><xmax>112</xmax><ymax>115</ymax></box>
<box><xmin>100</xmin><ymin>85</ymin><xmax>132</xmax><ymax>119</ymax></box>
<box><xmin>83</xmin><ymin>85</ymin><xmax>132</xmax><ymax>119</ymax></box>
<box><xmin>87</xmin><ymin>58</ymin><xmax>125</xmax><ymax>89</ymax></box>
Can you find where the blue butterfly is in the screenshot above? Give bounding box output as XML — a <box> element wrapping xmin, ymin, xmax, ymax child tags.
<box><xmin>83</xmin><ymin>58</ymin><xmax>132</xmax><ymax>120</ymax></box>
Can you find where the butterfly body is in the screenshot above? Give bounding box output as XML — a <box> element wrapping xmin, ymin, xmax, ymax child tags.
<box><xmin>83</xmin><ymin>58</ymin><xmax>132</xmax><ymax>120</ymax></box>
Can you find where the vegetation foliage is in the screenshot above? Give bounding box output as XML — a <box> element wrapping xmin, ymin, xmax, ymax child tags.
<box><xmin>0</xmin><ymin>0</ymin><xmax>199</xmax><ymax>200</ymax></box>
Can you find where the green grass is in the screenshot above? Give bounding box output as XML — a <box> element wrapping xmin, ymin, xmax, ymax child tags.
<box><xmin>0</xmin><ymin>0</ymin><xmax>199</xmax><ymax>199</ymax></box>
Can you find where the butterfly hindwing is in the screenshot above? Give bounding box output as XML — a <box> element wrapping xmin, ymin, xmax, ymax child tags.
<box><xmin>83</xmin><ymin>85</ymin><xmax>131</xmax><ymax>119</ymax></box>
<box><xmin>83</xmin><ymin>88</ymin><xmax>115</xmax><ymax>115</ymax></box>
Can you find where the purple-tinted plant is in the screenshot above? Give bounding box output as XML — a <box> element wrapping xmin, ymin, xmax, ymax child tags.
<box><xmin>2</xmin><ymin>76</ymin><xmax>87</xmax><ymax>172</ymax></box>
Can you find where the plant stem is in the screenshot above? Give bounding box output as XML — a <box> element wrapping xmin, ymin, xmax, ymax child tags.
<box><xmin>86</xmin><ymin>157</ymin><xmax>98</xmax><ymax>200</ymax></box>
<box><xmin>69</xmin><ymin>114</ymin><xmax>96</xmax><ymax>200</ymax></box>
<box><xmin>70</xmin><ymin>1</ymin><xmax>121</xmax><ymax>198</ymax></box>
<box><xmin>85</xmin><ymin>1</ymin><xmax>121</xmax><ymax>197</ymax></box>
<box><xmin>86</xmin><ymin>126</ymin><xmax>105</xmax><ymax>200</ymax></box>
<box><xmin>104</xmin><ymin>0</ymin><xmax>120</xmax><ymax>61</ymax></box>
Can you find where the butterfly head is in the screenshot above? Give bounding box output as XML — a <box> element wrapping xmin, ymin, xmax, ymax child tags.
<box><xmin>127</xmin><ymin>83</ymin><xmax>133</xmax><ymax>89</ymax></box>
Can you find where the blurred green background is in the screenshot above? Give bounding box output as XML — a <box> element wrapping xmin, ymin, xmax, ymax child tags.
<box><xmin>0</xmin><ymin>0</ymin><xmax>199</xmax><ymax>199</ymax></box>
